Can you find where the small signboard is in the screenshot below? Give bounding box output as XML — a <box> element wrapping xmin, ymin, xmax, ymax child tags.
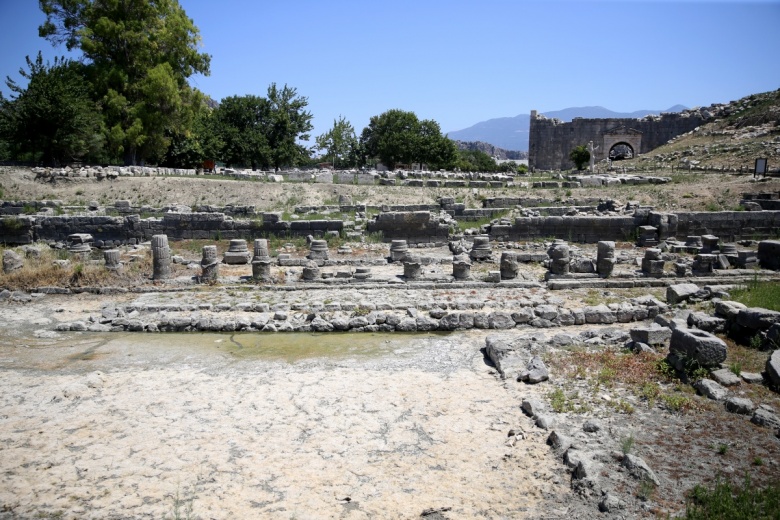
<box><xmin>755</xmin><ymin>158</ymin><xmax>768</xmax><ymax>178</ymax></box>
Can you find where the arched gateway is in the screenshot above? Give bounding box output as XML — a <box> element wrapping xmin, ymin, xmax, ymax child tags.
<box><xmin>603</xmin><ymin>126</ymin><xmax>641</xmax><ymax>162</ymax></box>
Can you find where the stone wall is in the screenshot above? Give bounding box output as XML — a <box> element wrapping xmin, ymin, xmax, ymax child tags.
<box><xmin>482</xmin><ymin>197</ymin><xmax>604</xmax><ymax>208</ymax></box>
<box><xmin>0</xmin><ymin>213</ymin><xmax>344</xmax><ymax>245</ymax></box>
<box><xmin>1</xmin><ymin>200</ymin><xmax>64</xmax><ymax>215</ymax></box>
<box><xmin>365</xmin><ymin>211</ymin><xmax>451</xmax><ymax>244</ymax></box>
<box><xmin>493</xmin><ymin>216</ymin><xmax>639</xmax><ymax>243</ymax></box>
<box><xmin>529</xmin><ymin>112</ymin><xmax>708</xmax><ymax>171</ymax></box>
<box><xmin>2</xmin><ymin>209</ymin><xmax>778</xmax><ymax>246</ymax></box>
<box><xmin>662</xmin><ymin>211</ymin><xmax>780</xmax><ymax>242</ymax></box>
<box><xmin>491</xmin><ymin>211</ymin><xmax>780</xmax><ymax>243</ymax></box>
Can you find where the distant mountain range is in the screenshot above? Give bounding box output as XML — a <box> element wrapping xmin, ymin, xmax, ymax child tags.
<box><xmin>446</xmin><ymin>105</ymin><xmax>688</xmax><ymax>152</ymax></box>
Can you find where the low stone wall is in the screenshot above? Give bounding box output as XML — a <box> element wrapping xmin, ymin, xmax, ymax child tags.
<box><xmin>1</xmin><ymin>200</ymin><xmax>64</xmax><ymax>215</ymax></box>
<box><xmin>663</xmin><ymin>211</ymin><xmax>780</xmax><ymax>241</ymax></box>
<box><xmin>56</xmin><ymin>298</ymin><xmax>667</xmax><ymax>334</ymax></box>
<box><xmin>488</xmin><ymin>211</ymin><xmax>780</xmax><ymax>243</ymax></box>
<box><xmin>32</xmin><ymin>166</ymin><xmax>196</xmax><ymax>179</ymax></box>
<box><xmin>493</xmin><ymin>216</ymin><xmax>639</xmax><ymax>243</ymax></box>
<box><xmin>482</xmin><ymin>197</ymin><xmax>604</xmax><ymax>208</ymax></box>
<box><xmin>366</xmin><ymin>211</ymin><xmax>450</xmax><ymax>244</ymax></box>
<box><xmin>0</xmin><ymin>213</ymin><xmax>344</xmax><ymax>245</ymax></box>
<box><xmin>2</xmin><ymin>208</ymin><xmax>779</xmax><ymax>246</ymax></box>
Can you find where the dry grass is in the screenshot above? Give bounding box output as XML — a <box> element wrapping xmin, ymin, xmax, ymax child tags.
<box><xmin>0</xmin><ymin>245</ymin><xmax>153</xmax><ymax>290</ymax></box>
<box><xmin>550</xmin><ymin>348</ymin><xmax>667</xmax><ymax>387</ymax></box>
<box><xmin>547</xmin><ymin>347</ymin><xmax>707</xmax><ymax>414</ymax></box>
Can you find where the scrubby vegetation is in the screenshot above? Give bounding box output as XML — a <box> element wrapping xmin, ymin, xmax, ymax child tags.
<box><xmin>685</xmin><ymin>476</ymin><xmax>780</xmax><ymax>520</ymax></box>
<box><xmin>731</xmin><ymin>280</ymin><xmax>780</xmax><ymax>312</ymax></box>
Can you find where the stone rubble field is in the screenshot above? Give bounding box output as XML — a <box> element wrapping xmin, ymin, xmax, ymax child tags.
<box><xmin>2</xmin><ymin>167</ymin><xmax>780</xmax><ymax>518</ymax></box>
<box><xmin>1</xmin><ymin>277</ymin><xmax>780</xmax><ymax>518</ymax></box>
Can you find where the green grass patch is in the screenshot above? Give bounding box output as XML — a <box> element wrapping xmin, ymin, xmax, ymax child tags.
<box><xmin>456</xmin><ymin>210</ymin><xmax>511</xmax><ymax>233</ymax></box>
<box><xmin>731</xmin><ymin>279</ymin><xmax>780</xmax><ymax>312</ymax></box>
<box><xmin>548</xmin><ymin>388</ymin><xmax>591</xmax><ymax>414</ymax></box>
<box><xmin>685</xmin><ymin>475</ymin><xmax>780</xmax><ymax>519</ymax></box>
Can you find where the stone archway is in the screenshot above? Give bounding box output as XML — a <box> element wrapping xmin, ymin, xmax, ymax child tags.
<box><xmin>602</xmin><ymin>126</ymin><xmax>642</xmax><ymax>162</ymax></box>
<box><xmin>608</xmin><ymin>142</ymin><xmax>634</xmax><ymax>161</ymax></box>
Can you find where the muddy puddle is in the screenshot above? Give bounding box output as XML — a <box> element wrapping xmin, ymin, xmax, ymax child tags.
<box><xmin>0</xmin><ymin>330</ymin><xmax>453</xmax><ymax>373</ymax></box>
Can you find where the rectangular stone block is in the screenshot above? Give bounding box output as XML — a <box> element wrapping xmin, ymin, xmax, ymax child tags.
<box><xmin>630</xmin><ymin>326</ymin><xmax>672</xmax><ymax>346</ymax></box>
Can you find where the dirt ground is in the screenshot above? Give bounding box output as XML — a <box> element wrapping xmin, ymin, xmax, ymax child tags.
<box><xmin>1</xmin><ymin>166</ymin><xmax>778</xmax><ymax>212</ymax></box>
<box><xmin>1</xmin><ymin>167</ymin><xmax>780</xmax><ymax>518</ymax></box>
<box><xmin>0</xmin><ymin>292</ymin><xmax>778</xmax><ymax>519</ymax></box>
<box><xmin>0</xmin><ymin>296</ymin><xmax>571</xmax><ymax>519</ymax></box>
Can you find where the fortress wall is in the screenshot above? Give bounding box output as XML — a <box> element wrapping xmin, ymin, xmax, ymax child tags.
<box><xmin>528</xmin><ymin>113</ymin><xmax>707</xmax><ymax>171</ymax></box>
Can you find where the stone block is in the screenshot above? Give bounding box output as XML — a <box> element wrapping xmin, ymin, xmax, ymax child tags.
<box><xmin>736</xmin><ymin>308</ymin><xmax>780</xmax><ymax>331</ymax></box>
<box><xmin>622</xmin><ymin>454</ymin><xmax>660</xmax><ymax>486</ymax></box>
<box><xmin>642</xmin><ymin>258</ymin><xmax>665</xmax><ymax>277</ymax></box>
<box><xmin>711</xmin><ymin>368</ymin><xmax>741</xmax><ymax>387</ymax></box>
<box><xmin>694</xmin><ymin>379</ymin><xmax>729</xmax><ymax>401</ymax></box>
<box><xmin>667</xmin><ymin>283</ymin><xmax>700</xmax><ymax>305</ymax></box>
<box><xmin>767</xmin><ymin>350</ymin><xmax>780</xmax><ymax>388</ymax></box>
<box><xmin>725</xmin><ymin>396</ymin><xmax>755</xmax><ymax>415</ymax></box>
<box><xmin>583</xmin><ymin>304</ymin><xmax>616</xmax><ymax>324</ymax></box>
<box><xmin>518</xmin><ymin>356</ymin><xmax>549</xmax><ymax>384</ymax></box>
<box><xmin>630</xmin><ymin>325</ymin><xmax>672</xmax><ymax>346</ymax></box>
<box><xmin>670</xmin><ymin>328</ymin><xmax>727</xmax><ymax>368</ymax></box>
<box><xmin>751</xmin><ymin>405</ymin><xmax>780</xmax><ymax>430</ymax></box>
<box><xmin>758</xmin><ymin>240</ymin><xmax>780</xmax><ymax>270</ymax></box>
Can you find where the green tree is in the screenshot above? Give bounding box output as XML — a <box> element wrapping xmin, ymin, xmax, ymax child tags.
<box><xmin>360</xmin><ymin>110</ymin><xmax>457</xmax><ymax>170</ymax></box>
<box><xmin>0</xmin><ymin>52</ymin><xmax>103</xmax><ymax>165</ymax></box>
<box><xmin>315</xmin><ymin>115</ymin><xmax>357</xmax><ymax>169</ymax></box>
<box><xmin>160</xmin><ymin>104</ymin><xmax>221</xmax><ymax>169</ymax></box>
<box><xmin>38</xmin><ymin>0</ymin><xmax>211</xmax><ymax>165</ymax></box>
<box><xmin>360</xmin><ymin>109</ymin><xmax>420</xmax><ymax>170</ymax></box>
<box><xmin>265</xmin><ymin>83</ymin><xmax>313</xmax><ymax>170</ymax></box>
<box><xmin>454</xmin><ymin>149</ymin><xmax>499</xmax><ymax>172</ymax></box>
<box><xmin>213</xmin><ymin>95</ymin><xmax>272</xmax><ymax>170</ymax></box>
<box><xmin>569</xmin><ymin>144</ymin><xmax>590</xmax><ymax>170</ymax></box>
<box><xmin>416</xmin><ymin>119</ymin><xmax>457</xmax><ymax>170</ymax></box>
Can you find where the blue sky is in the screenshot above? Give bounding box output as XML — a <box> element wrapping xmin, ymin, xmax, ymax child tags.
<box><xmin>1</xmin><ymin>0</ymin><xmax>779</xmax><ymax>145</ymax></box>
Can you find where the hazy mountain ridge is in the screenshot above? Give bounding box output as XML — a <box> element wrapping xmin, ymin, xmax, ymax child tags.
<box><xmin>447</xmin><ymin>105</ymin><xmax>687</xmax><ymax>152</ymax></box>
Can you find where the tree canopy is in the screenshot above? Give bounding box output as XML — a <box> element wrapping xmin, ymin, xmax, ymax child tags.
<box><xmin>0</xmin><ymin>52</ymin><xmax>103</xmax><ymax>166</ymax></box>
<box><xmin>38</xmin><ymin>0</ymin><xmax>211</xmax><ymax>165</ymax></box>
<box><xmin>265</xmin><ymin>84</ymin><xmax>313</xmax><ymax>170</ymax></box>
<box><xmin>453</xmin><ymin>149</ymin><xmax>500</xmax><ymax>172</ymax></box>
<box><xmin>315</xmin><ymin>116</ymin><xmax>358</xmax><ymax>169</ymax></box>
<box><xmin>211</xmin><ymin>85</ymin><xmax>313</xmax><ymax>170</ymax></box>
<box><xmin>214</xmin><ymin>95</ymin><xmax>272</xmax><ymax>170</ymax></box>
<box><xmin>360</xmin><ymin>109</ymin><xmax>455</xmax><ymax>170</ymax></box>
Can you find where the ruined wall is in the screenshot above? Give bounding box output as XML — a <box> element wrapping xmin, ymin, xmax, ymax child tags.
<box><xmin>365</xmin><ymin>211</ymin><xmax>451</xmax><ymax>245</ymax></box>
<box><xmin>493</xmin><ymin>211</ymin><xmax>780</xmax><ymax>243</ymax></box>
<box><xmin>493</xmin><ymin>216</ymin><xmax>640</xmax><ymax>243</ymax></box>
<box><xmin>665</xmin><ymin>211</ymin><xmax>780</xmax><ymax>242</ymax></box>
<box><xmin>2</xmin><ymin>210</ymin><xmax>778</xmax><ymax>247</ymax></box>
<box><xmin>0</xmin><ymin>213</ymin><xmax>343</xmax><ymax>245</ymax></box>
<box><xmin>528</xmin><ymin>112</ymin><xmax>708</xmax><ymax>171</ymax></box>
